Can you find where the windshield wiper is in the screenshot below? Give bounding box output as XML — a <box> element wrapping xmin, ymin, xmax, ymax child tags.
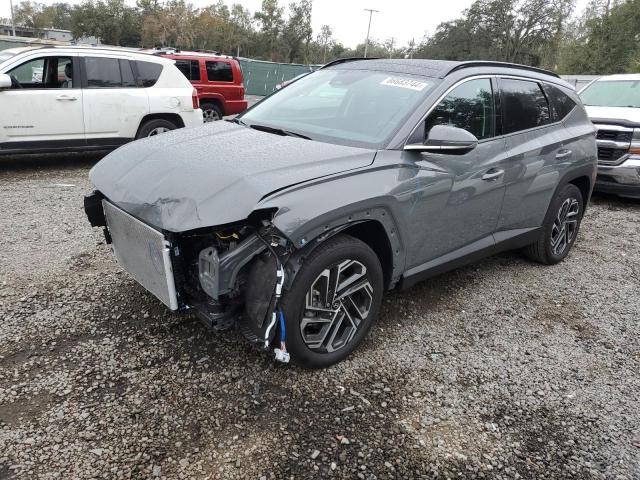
<box><xmin>228</xmin><ymin>117</ymin><xmax>247</xmax><ymax>126</ymax></box>
<box><xmin>248</xmin><ymin>123</ymin><xmax>312</xmax><ymax>140</ymax></box>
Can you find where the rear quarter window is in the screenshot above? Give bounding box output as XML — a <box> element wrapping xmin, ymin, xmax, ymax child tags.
<box><xmin>136</xmin><ymin>61</ymin><xmax>163</xmax><ymax>88</ymax></box>
<box><xmin>543</xmin><ymin>84</ymin><xmax>577</xmax><ymax>122</ymax></box>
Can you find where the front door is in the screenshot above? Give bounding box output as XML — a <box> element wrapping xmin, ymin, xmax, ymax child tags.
<box><xmin>0</xmin><ymin>54</ymin><xmax>84</xmax><ymax>151</ymax></box>
<box><xmin>401</xmin><ymin>77</ymin><xmax>508</xmax><ymax>269</ymax></box>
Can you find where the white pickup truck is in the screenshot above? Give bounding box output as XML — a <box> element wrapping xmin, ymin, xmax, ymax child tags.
<box><xmin>580</xmin><ymin>74</ymin><xmax>640</xmax><ymax>199</ymax></box>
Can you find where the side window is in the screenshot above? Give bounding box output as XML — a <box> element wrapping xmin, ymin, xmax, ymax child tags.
<box><xmin>119</xmin><ymin>59</ymin><xmax>136</xmax><ymax>88</ymax></box>
<box><xmin>501</xmin><ymin>78</ymin><xmax>550</xmax><ymax>134</ymax></box>
<box><xmin>542</xmin><ymin>84</ymin><xmax>576</xmax><ymax>122</ymax></box>
<box><xmin>175</xmin><ymin>60</ymin><xmax>191</xmax><ymax>79</ymax></box>
<box><xmin>190</xmin><ymin>60</ymin><xmax>201</xmax><ymax>81</ymax></box>
<box><xmin>175</xmin><ymin>60</ymin><xmax>201</xmax><ymax>81</ymax></box>
<box><xmin>136</xmin><ymin>61</ymin><xmax>163</xmax><ymax>88</ymax></box>
<box><xmin>7</xmin><ymin>56</ymin><xmax>73</xmax><ymax>89</ymax></box>
<box><xmin>85</xmin><ymin>57</ymin><xmax>122</xmax><ymax>88</ymax></box>
<box><xmin>206</xmin><ymin>61</ymin><xmax>233</xmax><ymax>82</ymax></box>
<box><xmin>425</xmin><ymin>78</ymin><xmax>495</xmax><ymax>140</ymax></box>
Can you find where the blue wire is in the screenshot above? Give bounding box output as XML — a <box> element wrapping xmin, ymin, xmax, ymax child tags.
<box><xmin>279</xmin><ymin>309</ymin><xmax>286</xmax><ymax>343</ymax></box>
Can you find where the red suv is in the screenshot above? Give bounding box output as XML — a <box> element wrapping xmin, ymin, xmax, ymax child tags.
<box><xmin>158</xmin><ymin>50</ymin><xmax>248</xmax><ymax>122</ymax></box>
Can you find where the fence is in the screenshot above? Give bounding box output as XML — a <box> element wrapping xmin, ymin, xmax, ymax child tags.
<box><xmin>238</xmin><ymin>58</ymin><xmax>320</xmax><ymax>96</ymax></box>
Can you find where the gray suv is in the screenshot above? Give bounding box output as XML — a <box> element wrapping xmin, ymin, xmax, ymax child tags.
<box><xmin>85</xmin><ymin>59</ymin><xmax>597</xmax><ymax>368</ymax></box>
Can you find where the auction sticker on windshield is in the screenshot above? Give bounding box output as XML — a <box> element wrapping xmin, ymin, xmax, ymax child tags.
<box><xmin>380</xmin><ymin>77</ymin><xmax>428</xmax><ymax>91</ymax></box>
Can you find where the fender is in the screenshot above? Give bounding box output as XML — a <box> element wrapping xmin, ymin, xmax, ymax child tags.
<box><xmin>257</xmin><ymin>176</ymin><xmax>411</xmax><ymax>287</ymax></box>
<box><xmin>198</xmin><ymin>93</ymin><xmax>225</xmax><ymax>106</ymax></box>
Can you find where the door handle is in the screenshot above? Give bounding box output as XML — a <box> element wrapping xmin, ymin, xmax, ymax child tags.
<box><xmin>481</xmin><ymin>168</ymin><xmax>504</xmax><ymax>181</ymax></box>
<box><xmin>556</xmin><ymin>149</ymin><xmax>572</xmax><ymax>160</ymax></box>
<box><xmin>56</xmin><ymin>95</ymin><xmax>78</xmax><ymax>101</ymax></box>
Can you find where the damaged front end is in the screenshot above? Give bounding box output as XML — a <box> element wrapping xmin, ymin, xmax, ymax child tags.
<box><xmin>85</xmin><ymin>191</ymin><xmax>293</xmax><ymax>350</ymax></box>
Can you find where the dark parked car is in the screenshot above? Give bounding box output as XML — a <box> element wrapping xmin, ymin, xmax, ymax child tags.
<box><xmin>85</xmin><ymin>59</ymin><xmax>597</xmax><ymax>368</ymax></box>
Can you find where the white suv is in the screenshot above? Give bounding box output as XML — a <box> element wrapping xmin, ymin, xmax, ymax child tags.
<box><xmin>0</xmin><ymin>46</ymin><xmax>203</xmax><ymax>155</ymax></box>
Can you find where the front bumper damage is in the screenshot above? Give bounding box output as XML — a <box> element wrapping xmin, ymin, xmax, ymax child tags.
<box><xmin>84</xmin><ymin>191</ymin><xmax>291</xmax><ymax>343</ymax></box>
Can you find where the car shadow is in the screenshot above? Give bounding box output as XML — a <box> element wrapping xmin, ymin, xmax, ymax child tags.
<box><xmin>590</xmin><ymin>191</ymin><xmax>640</xmax><ymax>208</ymax></box>
<box><xmin>0</xmin><ymin>151</ymin><xmax>108</xmax><ymax>172</ymax></box>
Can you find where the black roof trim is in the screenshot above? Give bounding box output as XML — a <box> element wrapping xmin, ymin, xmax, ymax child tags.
<box><xmin>320</xmin><ymin>57</ymin><xmax>378</xmax><ymax>69</ymax></box>
<box><xmin>446</xmin><ymin>61</ymin><xmax>560</xmax><ymax>79</ymax></box>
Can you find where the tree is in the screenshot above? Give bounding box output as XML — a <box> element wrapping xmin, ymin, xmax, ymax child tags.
<box><xmin>282</xmin><ymin>0</ymin><xmax>312</xmax><ymax>63</ymax></box>
<box><xmin>416</xmin><ymin>0</ymin><xmax>574</xmax><ymax>67</ymax></box>
<box><xmin>557</xmin><ymin>0</ymin><xmax>640</xmax><ymax>74</ymax></box>
<box><xmin>254</xmin><ymin>0</ymin><xmax>285</xmax><ymax>60</ymax></box>
<box><xmin>72</xmin><ymin>0</ymin><xmax>141</xmax><ymax>46</ymax></box>
<box><xmin>317</xmin><ymin>24</ymin><xmax>333</xmax><ymax>63</ymax></box>
<box><xmin>13</xmin><ymin>1</ymin><xmax>51</xmax><ymax>33</ymax></box>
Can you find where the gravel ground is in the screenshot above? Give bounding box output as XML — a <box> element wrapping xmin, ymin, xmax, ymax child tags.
<box><xmin>0</xmin><ymin>155</ymin><xmax>639</xmax><ymax>480</ymax></box>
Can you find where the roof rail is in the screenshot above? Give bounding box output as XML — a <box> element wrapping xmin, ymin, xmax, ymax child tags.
<box><xmin>446</xmin><ymin>61</ymin><xmax>560</xmax><ymax>78</ymax></box>
<box><xmin>320</xmin><ymin>57</ymin><xmax>376</xmax><ymax>69</ymax></box>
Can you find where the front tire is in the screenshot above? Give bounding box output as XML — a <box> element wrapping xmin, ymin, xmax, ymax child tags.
<box><xmin>524</xmin><ymin>183</ymin><xmax>584</xmax><ymax>264</ymax></box>
<box><xmin>136</xmin><ymin>119</ymin><xmax>178</xmax><ymax>139</ymax></box>
<box><xmin>280</xmin><ymin>234</ymin><xmax>384</xmax><ymax>368</ymax></box>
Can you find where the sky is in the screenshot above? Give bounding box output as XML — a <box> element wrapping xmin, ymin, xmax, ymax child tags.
<box><xmin>1</xmin><ymin>0</ymin><xmax>593</xmax><ymax>49</ymax></box>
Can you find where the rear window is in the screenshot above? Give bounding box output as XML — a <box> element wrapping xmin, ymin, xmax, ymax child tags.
<box><xmin>543</xmin><ymin>84</ymin><xmax>576</xmax><ymax>122</ymax></box>
<box><xmin>175</xmin><ymin>59</ymin><xmax>201</xmax><ymax>81</ymax></box>
<box><xmin>136</xmin><ymin>61</ymin><xmax>163</xmax><ymax>88</ymax></box>
<box><xmin>501</xmin><ymin>78</ymin><xmax>550</xmax><ymax>134</ymax></box>
<box><xmin>580</xmin><ymin>80</ymin><xmax>640</xmax><ymax>108</ymax></box>
<box><xmin>206</xmin><ymin>61</ymin><xmax>233</xmax><ymax>82</ymax></box>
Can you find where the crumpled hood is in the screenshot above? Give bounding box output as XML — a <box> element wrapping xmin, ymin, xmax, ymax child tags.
<box><xmin>585</xmin><ymin>106</ymin><xmax>640</xmax><ymax>127</ymax></box>
<box><xmin>90</xmin><ymin>121</ymin><xmax>375</xmax><ymax>232</ymax></box>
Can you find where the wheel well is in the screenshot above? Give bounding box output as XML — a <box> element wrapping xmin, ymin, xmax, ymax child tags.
<box><xmin>200</xmin><ymin>98</ymin><xmax>224</xmax><ymax>114</ymax></box>
<box><xmin>568</xmin><ymin>176</ymin><xmax>591</xmax><ymax>204</ymax></box>
<box><xmin>341</xmin><ymin>221</ymin><xmax>393</xmax><ymax>290</ymax></box>
<box><xmin>137</xmin><ymin>113</ymin><xmax>185</xmax><ymax>135</ymax></box>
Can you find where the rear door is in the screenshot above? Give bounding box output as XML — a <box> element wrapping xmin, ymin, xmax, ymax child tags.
<box><xmin>497</xmin><ymin>78</ymin><xmax>575</xmax><ymax>231</ymax></box>
<box><xmin>81</xmin><ymin>55</ymin><xmax>149</xmax><ymax>146</ymax></box>
<box><xmin>0</xmin><ymin>53</ymin><xmax>84</xmax><ymax>151</ymax></box>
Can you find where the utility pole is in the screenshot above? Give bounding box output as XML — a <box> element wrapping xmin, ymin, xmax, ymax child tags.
<box><xmin>9</xmin><ymin>0</ymin><xmax>16</xmax><ymax>37</ymax></box>
<box><xmin>388</xmin><ymin>37</ymin><xmax>394</xmax><ymax>58</ymax></box>
<box><xmin>363</xmin><ymin>8</ymin><xmax>379</xmax><ymax>58</ymax></box>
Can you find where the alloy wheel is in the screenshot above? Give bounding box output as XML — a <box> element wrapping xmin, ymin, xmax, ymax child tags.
<box><xmin>300</xmin><ymin>259</ymin><xmax>374</xmax><ymax>353</ymax></box>
<box><xmin>148</xmin><ymin>127</ymin><xmax>170</xmax><ymax>137</ymax></box>
<box><xmin>550</xmin><ymin>197</ymin><xmax>580</xmax><ymax>256</ymax></box>
<box><xmin>203</xmin><ymin>108</ymin><xmax>221</xmax><ymax>122</ymax></box>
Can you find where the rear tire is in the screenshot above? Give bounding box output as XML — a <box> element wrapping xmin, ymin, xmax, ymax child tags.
<box><xmin>201</xmin><ymin>102</ymin><xmax>223</xmax><ymax>122</ymax></box>
<box><xmin>280</xmin><ymin>234</ymin><xmax>384</xmax><ymax>369</ymax></box>
<box><xmin>524</xmin><ymin>183</ymin><xmax>584</xmax><ymax>265</ymax></box>
<box><xmin>136</xmin><ymin>119</ymin><xmax>178</xmax><ymax>139</ymax></box>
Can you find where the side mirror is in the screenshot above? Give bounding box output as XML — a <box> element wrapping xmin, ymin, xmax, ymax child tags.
<box><xmin>0</xmin><ymin>73</ymin><xmax>11</xmax><ymax>89</ymax></box>
<box><xmin>404</xmin><ymin>125</ymin><xmax>478</xmax><ymax>154</ymax></box>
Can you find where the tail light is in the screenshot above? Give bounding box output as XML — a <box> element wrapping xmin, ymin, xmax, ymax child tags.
<box><xmin>192</xmin><ymin>88</ymin><xmax>199</xmax><ymax>109</ymax></box>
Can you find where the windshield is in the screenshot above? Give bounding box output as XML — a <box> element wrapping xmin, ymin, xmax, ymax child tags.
<box><xmin>580</xmin><ymin>80</ymin><xmax>640</xmax><ymax>108</ymax></box>
<box><xmin>239</xmin><ymin>69</ymin><xmax>437</xmax><ymax>148</ymax></box>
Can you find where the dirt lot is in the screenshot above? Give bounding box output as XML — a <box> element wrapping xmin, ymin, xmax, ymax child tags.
<box><xmin>0</xmin><ymin>155</ymin><xmax>639</xmax><ymax>480</ymax></box>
